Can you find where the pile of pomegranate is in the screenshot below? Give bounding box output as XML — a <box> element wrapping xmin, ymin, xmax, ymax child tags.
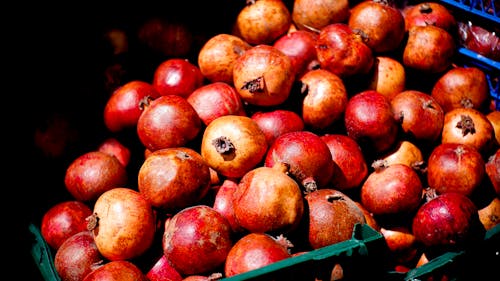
<box><xmin>33</xmin><ymin>0</ymin><xmax>499</xmax><ymax>280</ymax></box>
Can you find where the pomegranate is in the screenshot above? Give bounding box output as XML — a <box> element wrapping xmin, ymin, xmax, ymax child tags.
<box><xmin>201</xmin><ymin>115</ymin><xmax>268</xmax><ymax>179</ymax></box>
<box><xmin>54</xmin><ymin>231</ymin><xmax>103</xmax><ymax>281</ymax></box>
<box><xmin>441</xmin><ymin>107</ymin><xmax>496</xmax><ymax>155</ymax></box>
<box><xmin>264</xmin><ymin>130</ymin><xmax>335</xmax><ymax>192</ymax></box>
<box><xmin>486</xmin><ymin>148</ymin><xmax>500</xmax><ymax>196</ymax></box>
<box><xmin>197</xmin><ymin>33</ymin><xmax>252</xmax><ymax>84</ymax></box>
<box><xmin>138</xmin><ymin>147</ymin><xmax>211</xmax><ymax>211</ymax></box>
<box><xmin>344</xmin><ymin>90</ymin><xmax>399</xmax><ymax>156</ymax></box>
<box><xmin>40</xmin><ymin>200</ymin><xmax>93</xmax><ymax>250</ymax></box>
<box><xmin>305</xmin><ymin>189</ymin><xmax>366</xmax><ymax>249</ymax></box>
<box><xmin>431</xmin><ymin>66</ymin><xmax>489</xmax><ymax>113</ymax></box>
<box><xmin>234</xmin><ymin>0</ymin><xmax>291</xmax><ymax>45</ymax></box>
<box><xmin>315</xmin><ymin>23</ymin><xmax>374</xmax><ymax>78</ymax></box>
<box><xmin>367</xmin><ymin>56</ymin><xmax>406</xmax><ymax>101</ymax></box>
<box><xmin>403</xmin><ymin>2</ymin><xmax>457</xmax><ymax>32</ymax></box>
<box><xmin>486</xmin><ymin>111</ymin><xmax>500</xmax><ymax>145</ymax></box>
<box><xmin>299</xmin><ymin>68</ymin><xmax>348</xmax><ymax>130</ymax></box>
<box><xmin>103</xmin><ymin>80</ymin><xmax>161</xmax><ymax>133</ymax></box>
<box><xmin>232</xmin><ymin>44</ymin><xmax>294</xmax><ymax>106</ymax></box>
<box><xmin>162</xmin><ymin>205</ymin><xmax>233</xmax><ymax>276</ymax></box>
<box><xmin>355</xmin><ymin>201</ymin><xmax>380</xmax><ymax>232</ymax></box>
<box><xmin>427</xmin><ymin>143</ymin><xmax>485</xmax><ymax>197</ymax></box>
<box><xmin>273</xmin><ymin>30</ymin><xmax>318</xmax><ymax>78</ymax></box>
<box><xmin>212</xmin><ymin>179</ymin><xmax>244</xmax><ymax>233</ymax></box>
<box><xmin>478</xmin><ymin>197</ymin><xmax>500</xmax><ymax>231</ymax></box>
<box><xmin>412</xmin><ymin>191</ymin><xmax>485</xmax><ymax>256</ymax></box>
<box><xmin>146</xmin><ymin>255</ymin><xmax>183</xmax><ymax>281</ymax></box>
<box><xmin>233</xmin><ymin>163</ymin><xmax>304</xmax><ymax>234</ymax></box>
<box><xmin>361</xmin><ymin>162</ymin><xmax>423</xmax><ymax>217</ymax></box>
<box><xmin>97</xmin><ymin>137</ymin><xmax>131</xmax><ymax>167</ymax></box>
<box><xmin>403</xmin><ymin>25</ymin><xmax>455</xmax><ymax>73</ymax></box>
<box><xmin>292</xmin><ymin>0</ymin><xmax>350</xmax><ymax>31</ymax></box>
<box><xmin>391</xmin><ymin>90</ymin><xmax>444</xmax><ymax>144</ymax></box>
<box><xmin>88</xmin><ymin>187</ymin><xmax>156</xmax><ymax>261</ymax></box>
<box><xmin>82</xmin><ymin>260</ymin><xmax>148</xmax><ymax>281</ymax></box>
<box><xmin>224</xmin><ymin>233</ymin><xmax>292</xmax><ymax>277</ymax></box>
<box><xmin>64</xmin><ymin>151</ymin><xmax>128</xmax><ymax>202</ymax></box>
<box><xmin>136</xmin><ymin>95</ymin><xmax>202</xmax><ymax>152</ymax></box>
<box><xmin>347</xmin><ymin>0</ymin><xmax>406</xmax><ymax>53</ymax></box>
<box><xmin>250</xmin><ymin>109</ymin><xmax>305</xmax><ymax>146</ymax></box>
<box><xmin>152</xmin><ymin>58</ymin><xmax>204</xmax><ymax>98</ymax></box>
<box><xmin>379</xmin><ymin>140</ymin><xmax>425</xmax><ymax>172</ymax></box>
<box><xmin>187</xmin><ymin>82</ymin><xmax>246</xmax><ymax>126</ymax></box>
<box><xmin>380</xmin><ymin>225</ymin><xmax>418</xmax><ymax>264</ymax></box>
<box><xmin>320</xmin><ymin>134</ymin><xmax>368</xmax><ymax>190</ymax></box>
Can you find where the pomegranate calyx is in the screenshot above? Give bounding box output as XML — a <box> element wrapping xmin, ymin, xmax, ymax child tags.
<box><xmin>208</xmin><ymin>272</ymin><xmax>223</xmax><ymax>280</ymax></box>
<box><xmin>212</xmin><ymin>136</ymin><xmax>235</xmax><ymax>154</ymax></box>
<box><xmin>274</xmin><ymin>234</ymin><xmax>294</xmax><ymax>252</ymax></box>
<box><xmin>456</xmin><ymin>115</ymin><xmax>476</xmax><ymax>136</ymax></box>
<box><xmin>273</xmin><ymin>162</ymin><xmax>291</xmax><ymax>175</ymax></box>
<box><xmin>241</xmin><ymin>76</ymin><xmax>265</xmax><ymax>93</ymax></box>
<box><xmin>138</xmin><ymin>95</ymin><xmax>153</xmax><ymax>111</ymax></box>
<box><xmin>419</xmin><ymin>3</ymin><xmax>432</xmax><ymax>14</ymax></box>
<box><xmin>302</xmin><ymin>177</ymin><xmax>318</xmax><ymax>193</ymax></box>
<box><xmin>423</xmin><ymin>187</ymin><xmax>438</xmax><ymax>202</ymax></box>
<box><xmin>460</xmin><ymin>98</ymin><xmax>474</xmax><ymax>109</ymax></box>
<box><xmin>371</xmin><ymin>159</ymin><xmax>389</xmax><ymax>171</ymax></box>
<box><xmin>86</xmin><ymin>213</ymin><xmax>99</xmax><ymax>231</ymax></box>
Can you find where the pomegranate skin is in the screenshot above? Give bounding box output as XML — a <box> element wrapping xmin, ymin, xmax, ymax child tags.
<box><xmin>427</xmin><ymin>143</ymin><xmax>485</xmax><ymax>197</ymax></box>
<box><xmin>82</xmin><ymin>260</ymin><xmax>148</xmax><ymax>281</ymax></box>
<box><xmin>305</xmin><ymin>189</ymin><xmax>366</xmax><ymax>249</ymax></box>
<box><xmin>41</xmin><ymin>201</ymin><xmax>93</xmax><ymax>250</ymax></box>
<box><xmin>361</xmin><ymin>163</ymin><xmax>423</xmax><ymax>217</ymax></box>
<box><xmin>264</xmin><ymin>130</ymin><xmax>335</xmax><ymax>192</ymax></box>
<box><xmin>54</xmin><ymin>231</ymin><xmax>103</xmax><ymax>281</ymax></box>
<box><xmin>163</xmin><ymin>205</ymin><xmax>233</xmax><ymax>276</ymax></box>
<box><xmin>224</xmin><ymin>233</ymin><xmax>291</xmax><ymax>277</ymax></box>
<box><xmin>64</xmin><ymin>151</ymin><xmax>128</xmax><ymax>202</ymax></box>
<box><xmin>412</xmin><ymin>192</ymin><xmax>485</xmax><ymax>254</ymax></box>
<box><xmin>251</xmin><ymin>109</ymin><xmax>305</xmax><ymax>146</ymax></box>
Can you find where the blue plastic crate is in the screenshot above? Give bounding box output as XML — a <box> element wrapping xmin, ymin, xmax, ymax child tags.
<box><xmin>440</xmin><ymin>0</ymin><xmax>500</xmax><ymax>23</ymax></box>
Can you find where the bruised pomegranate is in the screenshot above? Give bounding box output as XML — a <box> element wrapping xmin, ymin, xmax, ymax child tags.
<box><xmin>136</xmin><ymin>95</ymin><xmax>202</xmax><ymax>152</ymax></box>
<box><xmin>103</xmin><ymin>80</ymin><xmax>161</xmax><ymax>132</ymax></box>
<box><xmin>292</xmin><ymin>0</ymin><xmax>350</xmax><ymax>31</ymax></box>
<box><xmin>403</xmin><ymin>25</ymin><xmax>455</xmax><ymax>73</ymax></box>
<box><xmin>305</xmin><ymin>189</ymin><xmax>366</xmax><ymax>249</ymax></box>
<box><xmin>232</xmin><ymin>163</ymin><xmax>304</xmax><ymax>234</ymax></box>
<box><xmin>347</xmin><ymin>0</ymin><xmax>406</xmax><ymax>53</ymax></box>
<box><xmin>427</xmin><ymin>143</ymin><xmax>485</xmax><ymax>197</ymax></box>
<box><xmin>187</xmin><ymin>82</ymin><xmax>246</xmax><ymax>126</ymax></box>
<box><xmin>234</xmin><ymin>0</ymin><xmax>291</xmax><ymax>45</ymax></box>
<box><xmin>412</xmin><ymin>191</ymin><xmax>485</xmax><ymax>255</ymax></box>
<box><xmin>41</xmin><ymin>201</ymin><xmax>93</xmax><ymax>250</ymax></box>
<box><xmin>197</xmin><ymin>33</ymin><xmax>251</xmax><ymax>84</ymax></box>
<box><xmin>201</xmin><ymin>115</ymin><xmax>268</xmax><ymax>179</ymax></box>
<box><xmin>224</xmin><ymin>233</ymin><xmax>292</xmax><ymax>277</ymax></box>
<box><xmin>64</xmin><ymin>151</ymin><xmax>128</xmax><ymax>202</ymax></box>
<box><xmin>344</xmin><ymin>90</ymin><xmax>399</xmax><ymax>155</ymax></box>
<box><xmin>441</xmin><ymin>107</ymin><xmax>496</xmax><ymax>155</ymax></box>
<box><xmin>232</xmin><ymin>44</ymin><xmax>295</xmax><ymax>106</ymax></box>
<box><xmin>391</xmin><ymin>90</ymin><xmax>444</xmax><ymax>143</ymax></box>
<box><xmin>250</xmin><ymin>109</ymin><xmax>305</xmax><ymax>146</ymax></box>
<box><xmin>138</xmin><ymin>147</ymin><xmax>211</xmax><ymax>211</ymax></box>
<box><xmin>320</xmin><ymin>134</ymin><xmax>368</xmax><ymax>190</ymax></box>
<box><xmin>361</xmin><ymin>162</ymin><xmax>423</xmax><ymax>217</ymax></box>
<box><xmin>299</xmin><ymin>68</ymin><xmax>348</xmax><ymax>130</ymax></box>
<box><xmin>315</xmin><ymin>23</ymin><xmax>374</xmax><ymax>78</ymax></box>
<box><xmin>431</xmin><ymin>66</ymin><xmax>489</xmax><ymax>113</ymax></box>
<box><xmin>162</xmin><ymin>205</ymin><xmax>233</xmax><ymax>276</ymax></box>
<box><xmin>82</xmin><ymin>260</ymin><xmax>148</xmax><ymax>281</ymax></box>
<box><xmin>89</xmin><ymin>187</ymin><xmax>156</xmax><ymax>261</ymax></box>
<box><xmin>264</xmin><ymin>130</ymin><xmax>335</xmax><ymax>192</ymax></box>
<box><xmin>54</xmin><ymin>231</ymin><xmax>103</xmax><ymax>281</ymax></box>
